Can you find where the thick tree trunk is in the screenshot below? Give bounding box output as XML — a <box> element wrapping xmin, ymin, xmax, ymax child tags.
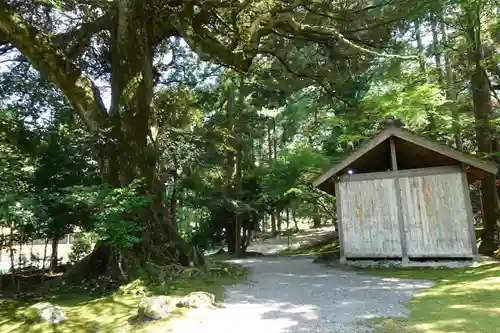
<box><xmin>472</xmin><ymin>67</ymin><xmax>499</xmax><ymax>255</ymax></box>
<box><xmin>466</xmin><ymin>12</ymin><xmax>500</xmax><ymax>255</ymax></box>
<box><xmin>77</xmin><ymin>1</ymin><xmax>203</xmax><ymax>279</ymax></box>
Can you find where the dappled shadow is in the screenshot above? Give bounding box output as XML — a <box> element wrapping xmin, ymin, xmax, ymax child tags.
<box><xmin>0</xmin><ymin>260</ymin><xmax>246</xmax><ymax>333</ymax></box>
<box><xmin>0</xmin><ymin>292</ymin><xmax>137</xmax><ymax>333</ymax></box>
<box><xmin>168</xmin><ymin>257</ymin><xmax>433</xmax><ymax>333</ymax></box>
<box><xmin>359</xmin><ymin>263</ymin><xmax>500</xmax><ymax>333</ymax></box>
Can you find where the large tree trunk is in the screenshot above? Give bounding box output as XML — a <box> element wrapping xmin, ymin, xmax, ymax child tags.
<box><xmin>466</xmin><ymin>10</ymin><xmax>499</xmax><ymax>255</ymax></box>
<box><xmin>471</xmin><ymin>67</ymin><xmax>499</xmax><ymax>255</ymax></box>
<box><xmin>75</xmin><ymin>1</ymin><xmax>202</xmax><ymax>279</ymax></box>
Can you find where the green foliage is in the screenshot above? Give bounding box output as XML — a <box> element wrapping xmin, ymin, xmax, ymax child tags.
<box><xmin>68</xmin><ymin>233</ymin><xmax>95</xmax><ymax>264</ymax></box>
<box><xmin>62</xmin><ymin>180</ymin><xmax>151</xmax><ymax>249</ymax></box>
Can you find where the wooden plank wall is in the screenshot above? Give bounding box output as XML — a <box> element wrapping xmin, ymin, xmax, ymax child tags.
<box><xmin>399</xmin><ymin>172</ymin><xmax>473</xmax><ymax>257</ymax></box>
<box><xmin>339</xmin><ymin>179</ymin><xmax>402</xmax><ymax>257</ymax></box>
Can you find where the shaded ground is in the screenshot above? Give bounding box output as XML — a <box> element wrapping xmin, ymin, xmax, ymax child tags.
<box><xmin>170</xmin><ymin>257</ymin><xmax>434</xmax><ymax>333</ymax></box>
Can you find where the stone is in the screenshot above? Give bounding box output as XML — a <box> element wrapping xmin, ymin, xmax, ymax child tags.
<box><xmin>182</xmin><ymin>292</ymin><xmax>216</xmax><ymax>309</ymax></box>
<box><xmin>137</xmin><ymin>296</ymin><xmax>179</xmax><ymax>320</ymax></box>
<box><xmin>23</xmin><ymin>302</ymin><xmax>66</xmax><ymax>324</ymax></box>
<box><xmin>137</xmin><ymin>292</ymin><xmax>216</xmax><ymax>320</ymax></box>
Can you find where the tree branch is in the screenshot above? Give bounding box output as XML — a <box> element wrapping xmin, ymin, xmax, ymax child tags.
<box><xmin>174</xmin><ymin>6</ymin><xmax>253</xmax><ymax>72</ymax></box>
<box><xmin>271</xmin><ymin>13</ymin><xmax>418</xmax><ymax>60</ymax></box>
<box><xmin>0</xmin><ymin>1</ymin><xmax>108</xmax><ymax>131</ymax></box>
<box><xmin>54</xmin><ymin>13</ymin><xmax>112</xmax><ymax>60</ymax></box>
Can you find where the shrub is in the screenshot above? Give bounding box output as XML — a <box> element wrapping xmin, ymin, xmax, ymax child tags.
<box><xmin>68</xmin><ymin>233</ymin><xmax>94</xmax><ymax>264</ymax></box>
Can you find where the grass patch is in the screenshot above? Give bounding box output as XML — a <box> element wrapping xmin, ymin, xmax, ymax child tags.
<box><xmin>0</xmin><ymin>260</ymin><xmax>247</xmax><ymax>333</ymax></box>
<box><xmin>361</xmin><ymin>263</ymin><xmax>500</xmax><ymax>333</ymax></box>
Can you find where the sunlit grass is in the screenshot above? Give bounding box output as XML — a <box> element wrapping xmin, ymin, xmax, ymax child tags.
<box><xmin>363</xmin><ymin>263</ymin><xmax>500</xmax><ymax>333</ymax></box>
<box><xmin>0</xmin><ymin>261</ymin><xmax>247</xmax><ymax>333</ymax></box>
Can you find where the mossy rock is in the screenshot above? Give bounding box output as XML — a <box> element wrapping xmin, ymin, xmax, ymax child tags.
<box><xmin>137</xmin><ymin>291</ymin><xmax>216</xmax><ymax>320</ymax></box>
<box><xmin>182</xmin><ymin>291</ymin><xmax>216</xmax><ymax>309</ymax></box>
<box><xmin>137</xmin><ymin>296</ymin><xmax>179</xmax><ymax>320</ymax></box>
<box><xmin>20</xmin><ymin>302</ymin><xmax>66</xmax><ymax>324</ymax></box>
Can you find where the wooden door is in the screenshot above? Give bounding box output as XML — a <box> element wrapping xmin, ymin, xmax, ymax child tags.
<box><xmin>339</xmin><ymin>178</ymin><xmax>402</xmax><ymax>258</ymax></box>
<box><xmin>399</xmin><ymin>172</ymin><xmax>473</xmax><ymax>257</ymax></box>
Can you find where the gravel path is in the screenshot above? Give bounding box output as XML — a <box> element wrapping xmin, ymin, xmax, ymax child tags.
<box><xmin>172</xmin><ymin>257</ymin><xmax>434</xmax><ymax>333</ymax></box>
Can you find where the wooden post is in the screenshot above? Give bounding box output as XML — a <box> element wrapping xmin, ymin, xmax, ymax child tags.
<box><xmin>390</xmin><ymin>138</ymin><xmax>409</xmax><ymax>264</ymax></box>
<box><xmin>461</xmin><ymin>171</ymin><xmax>479</xmax><ymax>259</ymax></box>
<box><xmin>334</xmin><ymin>181</ymin><xmax>347</xmax><ymax>264</ymax></box>
<box><xmin>390</xmin><ymin>138</ymin><xmax>398</xmax><ymax>172</ymax></box>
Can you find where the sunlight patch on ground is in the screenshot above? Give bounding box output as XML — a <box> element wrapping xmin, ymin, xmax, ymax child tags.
<box><xmin>366</xmin><ymin>263</ymin><xmax>500</xmax><ymax>333</ymax></box>
<box><xmin>169</xmin><ymin>300</ymin><xmax>320</xmax><ymax>333</ymax></box>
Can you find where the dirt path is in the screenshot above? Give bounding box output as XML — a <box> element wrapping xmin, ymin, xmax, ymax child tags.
<box><xmin>246</xmin><ymin>226</ymin><xmax>337</xmax><ymax>255</ymax></box>
<box><xmin>171</xmin><ymin>257</ymin><xmax>433</xmax><ymax>333</ymax></box>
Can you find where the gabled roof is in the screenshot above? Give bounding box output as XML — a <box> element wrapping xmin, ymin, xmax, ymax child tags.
<box><xmin>313</xmin><ymin>127</ymin><xmax>498</xmax><ymax>187</ymax></box>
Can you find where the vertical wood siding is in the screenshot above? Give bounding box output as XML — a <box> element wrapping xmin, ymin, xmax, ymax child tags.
<box><xmin>339</xmin><ymin>179</ymin><xmax>402</xmax><ymax>257</ymax></box>
<box><xmin>399</xmin><ymin>172</ymin><xmax>473</xmax><ymax>257</ymax></box>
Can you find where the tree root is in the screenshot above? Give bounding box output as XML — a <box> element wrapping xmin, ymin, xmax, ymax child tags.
<box><xmin>63</xmin><ymin>239</ymin><xmax>204</xmax><ymax>287</ymax></box>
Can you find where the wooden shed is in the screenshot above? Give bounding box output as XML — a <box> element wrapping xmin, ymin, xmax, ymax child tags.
<box><xmin>313</xmin><ymin>126</ymin><xmax>498</xmax><ymax>263</ymax></box>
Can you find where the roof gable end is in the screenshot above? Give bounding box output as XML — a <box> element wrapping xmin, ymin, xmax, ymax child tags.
<box><xmin>313</xmin><ymin>127</ymin><xmax>498</xmax><ymax>187</ymax></box>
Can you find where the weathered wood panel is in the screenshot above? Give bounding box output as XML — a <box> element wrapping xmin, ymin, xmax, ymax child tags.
<box><xmin>399</xmin><ymin>172</ymin><xmax>473</xmax><ymax>257</ymax></box>
<box><xmin>339</xmin><ymin>179</ymin><xmax>402</xmax><ymax>257</ymax></box>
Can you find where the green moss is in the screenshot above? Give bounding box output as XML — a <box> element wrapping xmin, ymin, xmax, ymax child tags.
<box><xmin>362</xmin><ymin>264</ymin><xmax>500</xmax><ymax>333</ymax></box>
<box><xmin>0</xmin><ymin>260</ymin><xmax>247</xmax><ymax>333</ymax></box>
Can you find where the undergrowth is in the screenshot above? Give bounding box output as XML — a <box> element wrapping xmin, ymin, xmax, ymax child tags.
<box><xmin>0</xmin><ymin>259</ymin><xmax>247</xmax><ymax>333</ymax></box>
